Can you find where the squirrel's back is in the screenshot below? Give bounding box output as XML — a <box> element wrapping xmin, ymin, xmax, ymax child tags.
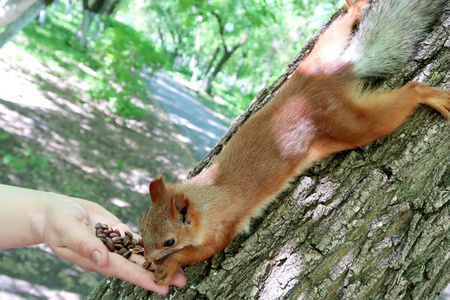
<box><xmin>343</xmin><ymin>0</ymin><xmax>448</xmax><ymax>78</ymax></box>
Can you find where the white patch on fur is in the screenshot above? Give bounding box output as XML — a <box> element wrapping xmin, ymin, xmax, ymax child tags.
<box><xmin>277</xmin><ymin>119</ymin><xmax>315</xmax><ymax>160</ymax></box>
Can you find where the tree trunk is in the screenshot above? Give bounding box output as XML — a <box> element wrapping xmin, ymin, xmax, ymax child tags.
<box><xmin>87</xmin><ymin>7</ymin><xmax>450</xmax><ymax>300</ymax></box>
<box><xmin>48</xmin><ymin>0</ymin><xmax>60</xmax><ymax>17</ymax></box>
<box><xmin>0</xmin><ymin>0</ymin><xmax>37</xmax><ymax>27</ymax></box>
<box><xmin>103</xmin><ymin>0</ymin><xmax>119</xmax><ymax>16</ymax></box>
<box><xmin>190</xmin><ymin>18</ymin><xmax>203</xmax><ymax>83</ymax></box>
<box><xmin>37</xmin><ymin>6</ymin><xmax>47</xmax><ymax>26</ymax></box>
<box><xmin>203</xmin><ymin>50</ymin><xmax>233</xmax><ymax>94</ymax></box>
<box><xmin>75</xmin><ymin>0</ymin><xmax>109</xmax><ymax>49</ymax></box>
<box><xmin>227</xmin><ymin>52</ymin><xmax>246</xmax><ymax>92</ymax></box>
<box><xmin>156</xmin><ymin>22</ymin><xmax>167</xmax><ymax>55</ymax></box>
<box><xmin>201</xmin><ymin>45</ymin><xmax>220</xmax><ymax>80</ymax></box>
<box><xmin>89</xmin><ymin>13</ymin><xmax>103</xmax><ymax>41</ymax></box>
<box><xmin>204</xmin><ymin>34</ymin><xmax>247</xmax><ymax>94</ymax></box>
<box><xmin>76</xmin><ymin>8</ymin><xmax>94</xmax><ymax>48</ymax></box>
<box><xmin>0</xmin><ymin>0</ymin><xmax>45</xmax><ymax>49</ymax></box>
<box><xmin>64</xmin><ymin>0</ymin><xmax>76</xmax><ymax>16</ymax></box>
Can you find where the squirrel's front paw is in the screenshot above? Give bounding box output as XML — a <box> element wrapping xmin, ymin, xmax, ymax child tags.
<box><xmin>154</xmin><ymin>258</ymin><xmax>179</xmax><ymax>285</ymax></box>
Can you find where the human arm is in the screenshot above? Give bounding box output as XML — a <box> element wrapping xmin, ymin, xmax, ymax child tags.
<box><xmin>0</xmin><ymin>184</ymin><xmax>186</xmax><ymax>295</ymax></box>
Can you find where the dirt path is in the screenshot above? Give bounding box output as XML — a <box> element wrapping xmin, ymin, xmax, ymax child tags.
<box><xmin>146</xmin><ymin>72</ymin><xmax>228</xmax><ymax>161</ymax></box>
<box><xmin>0</xmin><ymin>43</ymin><xmax>198</xmax><ymax>298</ymax></box>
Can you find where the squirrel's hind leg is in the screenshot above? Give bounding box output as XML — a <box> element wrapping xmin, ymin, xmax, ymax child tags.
<box><xmin>315</xmin><ymin>82</ymin><xmax>450</xmax><ymax>152</ymax></box>
<box><xmin>412</xmin><ymin>82</ymin><xmax>450</xmax><ymax>121</ymax></box>
<box><xmin>347</xmin><ymin>82</ymin><xmax>450</xmax><ymax>146</ymax></box>
<box><xmin>298</xmin><ymin>0</ymin><xmax>369</xmax><ymax>73</ymax></box>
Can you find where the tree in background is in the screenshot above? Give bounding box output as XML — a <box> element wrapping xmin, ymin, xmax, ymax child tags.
<box><xmin>0</xmin><ymin>0</ymin><xmax>53</xmax><ymax>48</ymax></box>
<box><xmin>75</xmin><ymin>0</ymin><xmax>120</xmax><ymax>49</ymax></box>
<box><xmin>0</xmin><ymin>0</ymin><xmax>37</xmax><ymax>26</ymax></box>
<box><xmin>138</xmin><ymin>0</ymin><xmax>339</xmax><ymax>110</ymax></box>
<box><xmin>201</xmin><ymin>9</ymin><xmax>249</xmax><ymax>94</ymax></box>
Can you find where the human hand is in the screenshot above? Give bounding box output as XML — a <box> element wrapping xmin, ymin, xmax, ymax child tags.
<box><xmin>40</xmin><ymin>196</ymin><xmax>186</xmax><ymax>295</ymax></box>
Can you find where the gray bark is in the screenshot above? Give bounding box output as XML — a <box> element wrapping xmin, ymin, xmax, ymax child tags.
<box><xmin>75</xmin><ymin>9</ymin><xmax>94</xmax><ymax>49</ymax></box>
<box><xmin>87</xmin><ymin>7</ymin><xmax>450</xmax><ymax>300</ymax></box>
<box><xmin>190</xmin><ymin>18</ymin><xmax>202</xmax><ymax>83</ymax></box>
<box><xmin>0</xmin><ymin>0</ymin><xmax>37</xmax><ymax>27</ymax></box>
<box><xmin>75</xmin><ymin>0</ymin><xmax>110</xmax><ymax>49</ymax></box>
<box><xmin>0</xmin><ymin>0</ymin><xmax>45</xmax><ymax>49</ymax></box>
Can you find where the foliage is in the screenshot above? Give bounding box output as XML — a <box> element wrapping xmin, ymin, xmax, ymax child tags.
<box><xmin>15</xmin><ymin>1</ymin><xmax>164</xmax><ymax>121</ymax></box>
<box><xmin>118</xmin><ymin>0</ymin><xmax>340</xmax><ymax>118</ymax></box>
<box><xmin>11</xmin><ymin>0</ymin><xmax>338</xmax><ymax>120</ymax></box>
<box><xmin>89</xmin><ymin>19</ymin><xmax>164</xmax><ymax>119</ymax></box>
<box><xmin>1</xmin><ymin>147</ymin><xmax>50</xmax><ymax>173</ymax></box>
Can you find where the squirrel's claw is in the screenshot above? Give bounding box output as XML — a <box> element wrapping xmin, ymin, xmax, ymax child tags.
<box><xmin>154</xmin><ymin>258</ymin><xmax>179</xmax><ymax>285</ymax></box>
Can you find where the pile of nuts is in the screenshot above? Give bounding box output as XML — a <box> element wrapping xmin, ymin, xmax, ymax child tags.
<box><xmin>95</xmin><ymin>223</ymin><xmax>151</xmax><ymax>269</ymax></box>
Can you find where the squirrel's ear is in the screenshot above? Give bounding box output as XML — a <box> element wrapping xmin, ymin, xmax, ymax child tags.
<box><xmin>171</xmin><ymin>193</ymin><xmax>191</xmax><ymax>224</ymax></box>
<box><xmin>149</xmin><ymin>177</ymin><xmax>166</xmax><ymax>203</ymax></box>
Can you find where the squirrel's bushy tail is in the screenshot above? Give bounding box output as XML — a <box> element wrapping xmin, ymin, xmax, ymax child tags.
<box><xmin>343</xmin><ymin>0</ymin><xmax>447</xmax><ymax>78</ymax></box>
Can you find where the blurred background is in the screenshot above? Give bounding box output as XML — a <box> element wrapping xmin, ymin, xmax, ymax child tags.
<box><xmin>2</xmin><ymin>0</ymin><xmax>447</xmax><ymax>299</ymax></box>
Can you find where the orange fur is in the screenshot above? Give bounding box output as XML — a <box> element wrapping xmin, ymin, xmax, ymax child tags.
<box><xmin>140</xmin><ymin>0</ymin><xmax>450</xmax><ymax>285</ymax></box>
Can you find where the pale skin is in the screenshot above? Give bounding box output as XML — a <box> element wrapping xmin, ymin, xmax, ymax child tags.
<box><xmin>0</xmin><ymin>184</ymin><xmax>186</xmax><ymax>295</ymax></box>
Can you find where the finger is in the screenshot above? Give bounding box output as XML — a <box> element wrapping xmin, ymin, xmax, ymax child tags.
<box><xmin>129</xmin><ymin>253</ymin><xmax>186</xmax><ymax>288</ymax></box>
<box><xmin>51</xmin><ymin>245</ymin><xmax>104</xmax><ymax>272</ymax></box>
<box><xmin>60</xmin><ymin>217</ymin><xmax>110</xmax><ymax>267</ymax></box>
<box><xmin>170</xmin><ymin>266</ymin><xmax>187</xmax><ymax>288</ymax></box>
<box><xmin>129</xmin><ymin>252</ymin><xmax>147</xmax><ymax>266</ymax></box>
<box><xmin>128</xmin><ymin>253</ymin><xmax>186</xmax><ymax>288</ymax></box>
<box><xmin>52</xmin><ymin>246</ymin><xmax>171</xmax><ymax>295</ymax></box>
<box><xmin>106</xmin><ymin>252</ymin><xmax>170</xmax><ymax>294</ymax></box>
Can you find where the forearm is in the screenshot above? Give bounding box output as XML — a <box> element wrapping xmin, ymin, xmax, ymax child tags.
<box><xmin>0</xmin><ymin>184</ymin><xmax>57</xmax><ymax>249</ymax></box>
<box><xmin>0</xmin><ymin>185</ymin><xmax>187</xmax><ymax>293</ymax></box>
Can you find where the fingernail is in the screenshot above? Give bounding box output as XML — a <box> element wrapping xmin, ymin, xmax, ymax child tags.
<box><xmin>92</xmin><ymin>250</ymin><xmax>102</xmax><ymax>267</ymax></box>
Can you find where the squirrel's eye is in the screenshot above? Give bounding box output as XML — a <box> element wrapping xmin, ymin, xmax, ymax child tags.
<box><xmin>163</xmin><ymin>238</ymin><xmax>175</xmax><ymax>247</ymax></box>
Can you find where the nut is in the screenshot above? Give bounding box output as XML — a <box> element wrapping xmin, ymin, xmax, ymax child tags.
<box><xmin>118</xmin><ymin>247</ymin><xmax>128</xmax><ymax>255</ymax></box>
<box><xmin>122</xmin><ymin>250</ymin><xmax>132</xmax><ymax>259</ymax></box>
<box><xmin>142</xmin><ymin>261</ymin><xmax>151</xmax><ymax>269</ymax></box>
<box><xmin>112</xmin><ymin>236</ymin><xmax>122</xmax><ymax>243</ymax></box>
<box><xmin>94</xmin><ymin>223</ymin><xmax>151</xmax><ymax>271</ymax></box>
<box><xmin>106</xmin><ymin>240</ymin><xmax>114</xmax><ymax>252</ymax></box>
<box><xmin>96</xmin><ymin>233</ymin><xmax>107</xmax><ymax>239</ymax></box>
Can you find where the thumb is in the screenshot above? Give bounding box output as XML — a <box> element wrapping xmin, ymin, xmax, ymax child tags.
<box><xmin>60</xmin><ymin>218</ymin><xmax>111</xmax><ymax>268</ymax></box>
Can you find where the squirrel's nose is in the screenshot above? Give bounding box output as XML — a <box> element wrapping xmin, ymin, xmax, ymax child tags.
<box><xmin>143</xmin><ymin>249</ymin><xmax>156</xmax><ymax>263</ymax></box>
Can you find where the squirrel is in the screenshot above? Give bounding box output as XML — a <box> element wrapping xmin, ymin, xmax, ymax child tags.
<box><xmin>141</xmin><ymin>0</ymin><xmax>450</xmax><ymax>285</ymax></box>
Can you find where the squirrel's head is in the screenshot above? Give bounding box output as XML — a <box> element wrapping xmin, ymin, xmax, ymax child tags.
<box><xmin>140</xmin><ymin>177</ymin><xmax>199</xmax><ymax>263</ymax></box>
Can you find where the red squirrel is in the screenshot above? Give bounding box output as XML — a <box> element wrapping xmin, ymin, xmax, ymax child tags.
<box><xmin>141</xmin><ymin>0</ymin><xmax>450</xmax><ymax>284</ymax></box>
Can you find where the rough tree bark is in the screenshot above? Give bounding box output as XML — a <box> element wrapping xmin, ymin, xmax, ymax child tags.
<box><xmin>0</xmin><ymin>0</ymin><xmax>37</xmax><ymax>27</ymax></box>
<box><xmin>87</xmin><ymin>6</ymin><xmax>450</xmax><ymax>300</ymax></box>
<box><xmin>0</xmin><ymin>0</ymin><xmax>46</xmax><ymax>49</ymax></box>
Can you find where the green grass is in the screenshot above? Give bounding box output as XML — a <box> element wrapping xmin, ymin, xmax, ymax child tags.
<box><xmin>14</xmin><ymin>4</ymin><xmax>247</xmax><ymax>122</ymax></box>
<box><xmin>16</xmin><ymin>6</ymin><xmax>164</xmax><ymax>120</ymax></box>
<box><xmin>20</xmin><ymin>10</ymin><xmax>98</xmax><ymax>77</ymax></box>
<box><xmin>212</xmin><ymin>82</ymin><xmax>254</xmax><ymax>117</ymax></box>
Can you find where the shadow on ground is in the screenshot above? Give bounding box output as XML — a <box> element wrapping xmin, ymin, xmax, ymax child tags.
<box><xmin>146</xmin><ymin>72</ymin><xmax>228</xmax><ymax>161</ymax></box>
<box><xmin>0</xmin><ymin>43</ymin><xmax>197</xmax><ymax>298</ymax></box>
